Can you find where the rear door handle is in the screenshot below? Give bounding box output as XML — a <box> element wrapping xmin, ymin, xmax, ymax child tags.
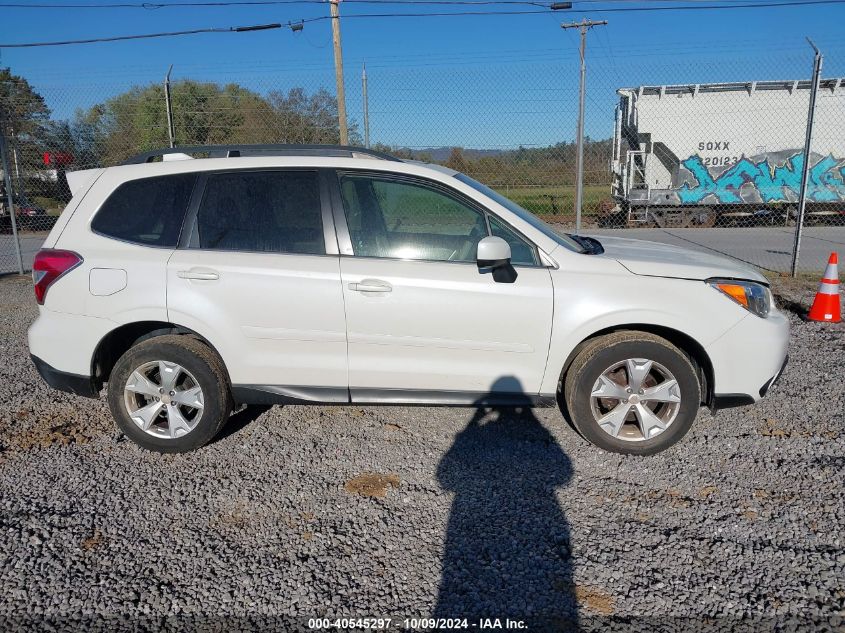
<box><xmin>349</xmin><ymin>279</ymin><xmax>392</xmax><ymax>293</ymax></box>
<box><xmin>177</xmin><ymin>269</ymin><xmax>219</xmax><ymax>281</ymax></box>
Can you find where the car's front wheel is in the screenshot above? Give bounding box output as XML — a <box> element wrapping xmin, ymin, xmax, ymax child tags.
<box><xmin>107</xmin><ymin>335</ymin><xmax>232</xmax><ymax>453</ymax></box>
<box><xmin>563</xmin><ymin>331</ymin><xmax>701</xmax><ymax>455</ymax></box>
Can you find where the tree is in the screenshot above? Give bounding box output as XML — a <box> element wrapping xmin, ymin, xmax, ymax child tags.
<box><xmin>0</xmin><ymin>67</ymin><xmax>50</xmax><ymax>138</ymax></box>
<box><xmin>370</xmin><ymin>144</ymin><xmax>420</xmax><ymax>160</ymax></box>
<box><xmin>74</xmin><ymin>81</ymin><xmax>358</xmax><ymax>165</ymax></box>
<box><xmin>76</xmin><ymin>80</ymin><xmax>281</xmax><ymax>165</ymax></box>
<box><xmin>0</xmin><ymin>67</ymin><xmax>51</xmax><ymax>182</ymax></box>
<box><xmin>267</xmin><ymin>87</ymin><xmax>360</xmax><ymax>145</ymax></box>
<box><xmin>445</xmin><ymin>147</ymin><xmax>470</xmax><ymax>173</ymax></box>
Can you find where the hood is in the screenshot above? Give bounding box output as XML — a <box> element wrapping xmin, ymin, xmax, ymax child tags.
<box><xmin>587</xmin><ymin>234</ymin><xmax>768</xmax><ymax>284</ymax></box>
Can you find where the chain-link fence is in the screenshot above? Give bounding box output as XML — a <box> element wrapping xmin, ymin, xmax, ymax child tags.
<box><xmin>2</xmin><ymin>44</ymin><xmax>843</xmax><ymax>275</ymax></box>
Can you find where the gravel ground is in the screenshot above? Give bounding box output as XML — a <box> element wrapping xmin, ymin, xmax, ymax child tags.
<box><xmin>0</xmin><ymin>274</ymin><xmax>843</xmax><ymax>631</ymax></box>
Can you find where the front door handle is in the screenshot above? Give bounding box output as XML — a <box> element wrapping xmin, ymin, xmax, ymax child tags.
<box><xmin>349</xmin><ymin>279</ymin><xmax>392</xmax><ymax>293</ymax></box>
<box><xmin>177</xmin><ymin>269</ymin><xmax>219</xmax><ymax>281</ymax></box>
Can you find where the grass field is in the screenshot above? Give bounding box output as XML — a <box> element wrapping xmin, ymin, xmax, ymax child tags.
<box><xmin>492</xmin><ymin>184</ymin><xmax>611</xmax><ymax>217</ymax></box>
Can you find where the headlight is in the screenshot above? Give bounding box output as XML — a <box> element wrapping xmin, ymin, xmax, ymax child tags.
<box><xmin>707</xmin><ymin>279</ymin><xmax>771</xmax><ymax>318</ymax></box>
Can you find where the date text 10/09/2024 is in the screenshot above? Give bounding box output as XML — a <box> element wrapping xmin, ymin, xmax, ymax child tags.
<box><xmin>307</xmin><ymin>618</ymin><xmax>529</xmax><ymax>630</ymax></box>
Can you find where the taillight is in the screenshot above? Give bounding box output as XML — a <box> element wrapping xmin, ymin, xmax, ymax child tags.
<box><xmin>32</xmin><ymin>249</ymin><xmax>82</xmax><ymax>305</ymax></box>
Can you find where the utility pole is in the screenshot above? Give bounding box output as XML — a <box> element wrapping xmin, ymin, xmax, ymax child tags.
<box><xmin>362</xmin><ymin>62</ymin><xmax>370</xmax><ymax>148</ymax></box>
<box><xmin>164</xmin><ymin>64</ymin><xmax>176</xmax><ymax>148</ymax></box>
<box><xmin>561</xmin><ymin>18</ymin><xmax>607</xmax><ymax>232</ymax></box>
<box><xmin>330</xmin><ymin>0</ymin><xmax>349</xmax><ymax>145</ymax></box>
<box><xmin>791</xmin><ymin>39</ymin><xmax>823</xmax><ymax>277</ymax></box>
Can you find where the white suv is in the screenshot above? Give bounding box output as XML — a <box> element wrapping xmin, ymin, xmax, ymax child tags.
<box><xmin>28</xmin><ymin>145</ymin><xmax>789</xmax><ymax>455</ymax></box>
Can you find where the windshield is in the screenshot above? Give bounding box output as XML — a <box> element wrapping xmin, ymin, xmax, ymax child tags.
<box><xmin>453</xmin><ymin>173</ymin><xmax>584</xmax><ymax>253</ymax></box>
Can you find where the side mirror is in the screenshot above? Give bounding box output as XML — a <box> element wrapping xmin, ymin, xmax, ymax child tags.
<box><xmin>477</xmin><ymin>236</ymin><xmax>517</xmax><ymax>283</ymax></box>
<box><xmin>477</xmin><ymin>236</ymin><xmax>511</xmax><ymax>266</ymax></box>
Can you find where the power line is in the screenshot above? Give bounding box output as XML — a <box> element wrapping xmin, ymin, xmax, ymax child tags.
<box><xmin>0</xmin><ymin>0</ymin><xmax>549</xmax><ymax>6</ymax></box>
<box><xmin>577</xmin><ymin>0</ymin><xmax>845</xmax><ymax>8</ymax></box>
<box><xmin>573</xmin><ymin>0</ymin><xmax>845</xmax><ymax>2</ymax></box>
<box><xmin>1</xmin><ymin>0</ymin><xmax>843</xmax><ymax>47</ymax></box>
<box><xmin>321</xmin><ymin>8</ymin><xmax>555</xmax><ymax>17</ymax></box>
<box><xmin>0</xmin><ymin>11</ymin><xmax>559</xmax><ymax>49</ymax></box>
<box><xmin>321</xmin><ymin>0</ymin><xmax>845</xmax><ymax>14</ymax></box>
<box><xmin>0</xmin><ymin>22</ymin><xmax>301</xmax><ymax>48</ymax></box>
<box><xmin>0</xmin><ymin>0</ymin><xmax>840</xmax><ymax>5</ymax></box>
<box><xmin>0</xmin><ymin>11</ymin><xmax>555</xmax><ymax>48</ymax></box>
<box><xmin>13</xmin><ymin>39</ymin><xmax>836</xmax><ymax>80</ymax></box>
<box><xmin>323</xmin><ymin>0</ymin><xmax>845</xmax><ymax>16</ymax></box>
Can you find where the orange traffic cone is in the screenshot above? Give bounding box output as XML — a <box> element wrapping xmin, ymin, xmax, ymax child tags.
<box><xmin>807</xmin><ymin>253</ymin><xmax>841</xmax><ymax>323</ymax></box>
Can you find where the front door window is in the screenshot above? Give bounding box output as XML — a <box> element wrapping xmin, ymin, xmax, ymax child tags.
<box><xmin>339</xmin><ymin>175</ymin><xmax>489</xmax><ymax>263</ymax></box>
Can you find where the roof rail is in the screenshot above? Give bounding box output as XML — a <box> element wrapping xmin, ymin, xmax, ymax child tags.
<box><xmin>121</xmin><ymin>144</ymin><xmax>400</xmax><ymax>165</ymax></box>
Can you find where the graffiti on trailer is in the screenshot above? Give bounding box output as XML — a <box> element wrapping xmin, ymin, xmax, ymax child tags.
<box><xmin>676</xmin><ymin>153</ymin><xmax>845</xmax><ymax>204</ymax></box>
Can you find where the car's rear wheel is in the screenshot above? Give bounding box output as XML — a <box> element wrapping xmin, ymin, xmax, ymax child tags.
<box><xmin>563</xmin><ymin>331</ymin><xmax>701</xmax><ymax>455</ymax></box>
<box><xmin>107</xmin><ymin>335</ymin><xmax>232</xmax><ymax>453</ymax></box>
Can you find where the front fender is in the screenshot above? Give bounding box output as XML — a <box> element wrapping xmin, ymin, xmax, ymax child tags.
<box><xmin>540</xmin><ymin>271</ymin><xmax>745</xmax><ymax>395</ymax></box>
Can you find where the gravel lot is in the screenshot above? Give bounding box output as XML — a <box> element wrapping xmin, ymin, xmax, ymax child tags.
<box><xmin>0</xmin><ymin>274</ymin><xmax>843</xmax><ymax>631</ymax></box>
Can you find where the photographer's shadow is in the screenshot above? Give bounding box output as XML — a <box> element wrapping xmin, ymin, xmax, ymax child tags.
<box><xmin>433</xmin><ymin>377</ymin><xmax>577</xmax><ymax>626</ymax></box>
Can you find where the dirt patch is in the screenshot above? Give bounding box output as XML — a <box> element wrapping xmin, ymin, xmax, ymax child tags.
<box><xmin>621</xmin><ymin>487</ymin><xmax>695</xmax><ymax>508</ymax></box>
<box><xmin>759</xmin><ymin>418</ymin><xmax>791</xmax><ymax>438</ymax></box>
<box><xmin>573</xmin><ymin>585</ymin><xmax>615</xmax><ymax>615</ymax></box>
<box><xmin>81</xmin><ymin>530</ymin><xmax>104</xmax><ymax>551</ymax></box>
<box><xmin>699</xmin><ymin>486</ymin><xmax>719</xmax><ymax>498</ymax></box>
<box><xmin>344</xmin><ymin>473</ymin><xmax>400</xmax><ymax>498</ymax></box>
<box><xmin>215</xmin><ymin>501</ymin><xmax>250</xmax><ymax>528</ymax></box>
<box><xmin>3</xmin><ymin>404</ymin><xmax>107</xmax><ymax>452</ymax></box>
<box><xmin>9</xmin><ymin>421</ymin><xmax>96</xmax><ymax>451</ymax></box>
<box><xmin>384</xmin><ymin>423</ymin><xmax>402</xmax><ymax>432</ymax></box>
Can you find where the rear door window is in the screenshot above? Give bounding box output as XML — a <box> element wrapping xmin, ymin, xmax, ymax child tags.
<box><xmin>195</xmin><ymin>170</ymin><xmax>325</xmax><ymax>255</ymax></box>
<box><xmin>92</xmin><ymin>173</ymin><xmax>197</xmax><ymax>247</ymax></box>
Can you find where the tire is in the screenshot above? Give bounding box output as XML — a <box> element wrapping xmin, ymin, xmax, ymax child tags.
<box><xmin>562</xmin><ymin>331</ymin><xmax>701</xmax><ymax>456</ymax></box>
<box><xmin>107</xmin><ymin>335</ymin><xmax>233</xmax><ymax>453</ymax></box>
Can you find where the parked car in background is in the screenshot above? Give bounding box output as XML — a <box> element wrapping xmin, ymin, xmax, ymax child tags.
<box><xmin>28</xmin><ymin>145</ymin><xmax>789</xmax><ymax>456</ymax></box>
<box><xmin>0</xmin><ymin>195</ymin><xmax>57</xmax><ymax>233</ymax></box>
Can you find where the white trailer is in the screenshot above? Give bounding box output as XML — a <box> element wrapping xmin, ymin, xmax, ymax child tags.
<box><xmin>611</xmin><ymin>78</ymin><xmax>845</xmax><ymax>227</ymax></box>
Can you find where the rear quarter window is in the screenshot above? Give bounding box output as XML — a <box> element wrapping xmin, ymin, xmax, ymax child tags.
<box><xmin>91</xmin><ymin>173</ymin><xmax>197</xmax><ymax>247</ymax></box>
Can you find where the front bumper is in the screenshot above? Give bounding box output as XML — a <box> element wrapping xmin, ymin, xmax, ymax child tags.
<box><xmin>759</xmin><ymin>353</ymin><xmax>789</xmax><ymax>397</ymax></box>
<box><xmin>707</xmin><ymin>306</ymin><xmax>789</xmax><ymax>410</ymax></box>
<box><xmin>31</xmin><ymin>354</ymin><xmax>99</xmax><ymax>399</ymax></box>
<box><xmin>711</xmin><ymin>354</ymin><xmax>788</xmax><ymax>411</ymax></box>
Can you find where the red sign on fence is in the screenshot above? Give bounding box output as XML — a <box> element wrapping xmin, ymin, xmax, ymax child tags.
<box><xmin>43</xmin><ymin>151</ymin><xmax>74</xmax><ymax>167</ymax></box>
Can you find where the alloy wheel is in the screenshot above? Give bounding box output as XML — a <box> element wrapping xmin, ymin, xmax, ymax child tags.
<box><xmin>123</xmin><ymin>360</ymin><xmax>204</xmax><ymax>439</ymax></box>
<box><xmin>589</xmin><ymin>358</ymin><xmax>681</xmax><ymax>442</ymax></box>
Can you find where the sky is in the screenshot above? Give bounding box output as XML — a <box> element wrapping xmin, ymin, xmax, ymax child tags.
<box><xmin>1</xmin><ymin>0</ymin><xmax>844</xmax><ymax>148</ymax></box>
